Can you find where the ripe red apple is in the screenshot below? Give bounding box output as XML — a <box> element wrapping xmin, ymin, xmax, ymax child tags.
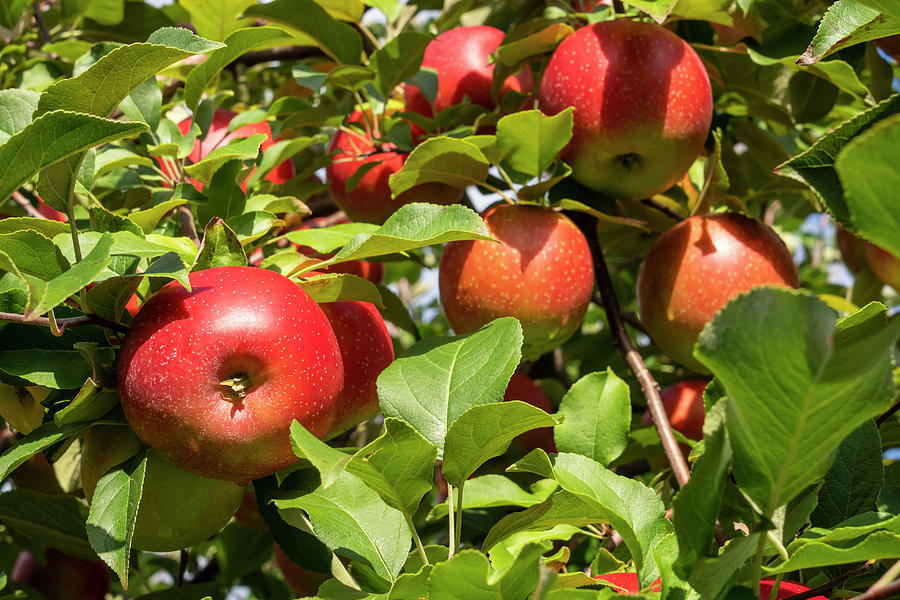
<box><xmin>865</xmin><ymin>243</ymin><xmax>900</xmax><ymax>292</ymax></box>
<box><xmin>404</xmin><ymin>25</ymin><xmax>533</xmax><ymax>119</ymax></box>
<box><xmin>274</xmin><ymin>542</ymin><xmax>330</xmax><ymax>596</ymax></box>
<box><xmin>640</xmin><ymin>379</ymin><xmax>707</xmax><ymax>442</ymax></box>
<box><xmin>160</xmin><ymin>109</ymin><xmax>295</xmax><ymax>190</ymax></box>
<box><xmin>835</xmin><ymin>223</ymin><xmax>868</xmax><ymax>273</ymax></box>
<box><xmin>37</xmin><ymin>197</ymin><xmax>67</xmax><ymax>222</ymax></box>
<box><xmin>758</xmin><ymin>579</ymin><xmax>828</xmax><ymax>600</ymax></box>
<box><xmin>594</xmin><ymin>572</ymin><xmax>661</xmax><ymax>594</ymax></box>
<box><xmin>876</xmin><ymin>35</ymin><xmax>900</xmax><ymax>62</ymax></box>
<box><xmin>539</xmin><ymin>20</ymin><xmax>712</xmax><ymax>200</ymax></box>
<box><xmin>439</xmin><ymin>203</ymin><xmax>594</xmax><ymax>359</ymax></box>
<box><xmin>325</xmin><ymin>111</ymin><xmax>461</xmax><ymax>224</ymax></box>
<box><xmin>11</xmin><ymin>548</ymin><xmax>110</xmax><ymax>600</ymax></box>
<box><xmin>117</xmin><ymin>266</ymin><xmax>344</xmax><ymax>483</ymax></box>
<box><xmin>636</xmin><ymin>213</ymin><xmax>799</xmax><ymax>372</ymax></box>
<box><xmin>319</xmin><ymin>300</ymin><xmax>394</xmax><ymax>438</ymax></box>
<box><xmin>81</xmin><ymin>425</ymin><xmax>244</xmax><ymax>551</ymax></box>
<box><xmin>505</xmin><ymin>373</ymin><xmax>556</xmax><ymax>454</ymax></box>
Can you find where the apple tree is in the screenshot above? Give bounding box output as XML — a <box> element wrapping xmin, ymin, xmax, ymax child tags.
<box><xmin>0</xmin><ymin>0</ymin><xmax>899</xmax><ymax>599</ymax></box>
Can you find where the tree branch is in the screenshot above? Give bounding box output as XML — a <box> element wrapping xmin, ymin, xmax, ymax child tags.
<box><xmin>11</xmin><ymin>191</ymin><xmax>46</xmax><ymax>219</ymax></box>
<box><xmin>178</xmin><ymin>205</ymin><xmax>201</xmax><ymax>248</ymax></box>
<box><xmin>0</xmin><ymin>311</ymin><xmax>128</xmax><ymax>334</ymax></box>
<box><xmin>570</xmin><ymin>211</ymin><xmax>691</xmax><ymax>488</ymax></box>
<box><xmin>32</xmin><ymin>2</ymin><xmax>51</xmax><ymax>44</ymax></box>
<box><xmin>876</xmin><ymin>386</ymin><xmax>900</xmax><ymax>427</ymax></box>
<box><xmin>849</xmin><ymin>579</ymin><xmax>900</xmax><ymax>600</ymax></box>
<box><xmin>782</xmin><ymin>562</ymin><xmax>876</xmax><ymax>600</ymax></box>
<box><xmin>228</xmin><ymin>46</ymin><xmax>325</xmax><ymax>69</ymax></box>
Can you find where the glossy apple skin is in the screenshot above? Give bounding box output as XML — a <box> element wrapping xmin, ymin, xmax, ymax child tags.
<box><xmin>325</xmin><ymin>112</ymin><xmax>461</xmax><ymax>224</ymax></box>
<box><xmin>640</xmin><ymin>379</ymin><xmax>707</xmax><ymax>441</ymax></box>
<box><xmin>637</xmin><ymin>213</ymin><xmax>799</xmax><ymax>372</ymax></box>
<box><xmin>320</xmin><ymin>301</ymin><xmax>394</xmax><ymax>438</ymax></box>
<box><xmin>505</xmin><ymin>373</ymin><xmax>556</xmax><ymax>454</ymax></box>
<box><xmin>117</xmin><ymin>266</ymin><xmax>343</xmax><ymax>483</ymax></box>
<box><xmin>404</xmin><ymin>25</ymin><xmax>533</xmax><ymax>118</ymax></box>
<box><xmin>439</xmin><ymin>204</ymin><xmax>594</xmax><ymax>359</ymax></box>
<box><xmin>835</xmin><ymin>223</ymin><xmax>868</xmax><ymax>273</ymax></box>
<box><xmin>274</xmin><ymin>543</ymin><xmax>330</xmax><ymax>596</ymax></box>
<box><xmin>758</xmin><ymin>579</ymin><xmax>828</xmax><ymax>599</ymax></box>
<box><xmin>12</xmin><ymin>548</ymin><xmax>110</xmax><ymax>600</ymax></box>
<box><xmin>594</xmin><ymin>572</ymin><xmax>661</xmax><ymax>594</ymax></box>
<box><xmin>866</xmin><ymin>243</ymin><xmax>900</xmax><ymax>292</ymax></box>
<box><xmin>81</xmin><ymin>425</ymin><xmax>244</xmax><ymax>551</ymax></box>
<box><xmin>539</xmin><ymin>20</ymin><xmax>712</xmax><ymax>199</ymax></box>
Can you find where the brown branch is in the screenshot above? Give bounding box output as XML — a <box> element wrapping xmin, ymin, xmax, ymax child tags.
<box><xmin>11</xmin><ymin>191</ymin><xmax>46</xmax><ymax>219</ymax></box>
<box><xmin>592</xmin><ymin>292</ymin><xmax>648</xmax><ymax>335</ymax></box>
<box><xmin>32</xmin><ymin>2</ymin><xmax>51</xmax><ymax>44</ymax></box>
<box><xmin>0</xmin><ymin>311</ymin><xmax>128</xmax><ymax>334</ymax></box>
<box><xmin>570</xmin><ymin>211</ymin><xmax>691</xmax><ymax>488</ymax></box>
<box><xmin>850</xmin><ymin>579</ymin><xmax>900</xmax><ymax>600</ymax></box>
<box><xmin>782</xmin><ymin>562</ymin><xmax>877</xmax><ymax>600</ymax></box>
<box><xmin>177</xmin><ymin>205</ymin><xmax>201</xmax><ymax>248</ymax></box>
<box><xmin>228</xmin><ymin>46</ymin><xmax>325</xmax><ymax>69</ymax></box>
<box><xmin>876</xmin><ymin>387</ymin><xmax>900</xmax><ymax>427</ymax></box>
<box><xmin>640</xmin><ymin>197</ymin><xmax>682</xmax><ymax>221</ymax></box>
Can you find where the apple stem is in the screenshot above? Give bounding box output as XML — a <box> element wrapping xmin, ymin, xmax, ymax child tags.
<box><xmin>569</xmin><ymin>212</ymin><xmax>691</xmax><ymax>488</ymax></box>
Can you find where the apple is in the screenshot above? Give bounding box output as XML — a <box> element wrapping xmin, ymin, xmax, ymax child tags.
<box><xmin>835</xmin><ymin>223</ymin><xmax>868</xmax><ymax>273</ymax></box>
<box><xmin>319</xmin><ymin>300</ymin><xmax>395</xmax><ymax>438</ymax></box>
<box><xmin>538</xmin><ymin>20</ymin><xmax>712</xmax><ymax>200</ymax></box>
<box><xmin>233</xmin><ymin>489</ymin><xmax>268</xmax><ymax>531</ymax></box>
<box><xmin>865</xmin><ymin>243</ymin><xmax>900</xmax><ymax>292</ymax></box>
<box><xmin>404</xmin><ymin>25</ymin><xmax>534</xmax><ymax>119</ymax></box>
<box><xmin>505</xmin><ymin>373</ymin><xmax>556</xmax><ymax>454</ymax></box>
<box><xmin>11</xmin><ymin>548</ymin><xmax>110</xmax><ymax>600</ymax></box>
<box><xmin>325</xmin><ymin>111</ymin><xmax>461</xmax><ymax>224</ymax></box>
<box><xmin>439</xmin><ymin>203</ymin><xmax>594</xmax><ymax>359</ymax></box>
<box><xmin>876</xmin><ymin>35</ymin><xmax>900</xmax><ymax>62</ymax></box>
<box><xmin>758</xmin><ymin>578</ymin><xmax>828</xmax><ymax>600</ymax></box>
<box><xmin>80</xmin><ymin>425</ymin><xmax>244</xmax><ymax>552</ymax></box>
<box><xmin>159</xmin><ymin>109</ymin><xmax>295</xmax><ymax>190</ymax></box>
<box><xmin>274</xmin><ymin>542</ymin><xmax>330</xmax><ymax>596</ymax></box>
<box><xmin>594</xmin><ymin>572</ymin><xmax>661</xmax><ymax>594</ymax></box>
<box><xmin>639</xmin><ymin>379</ymin><xmax>707</xmax><ymax>442</ymax></box>
<box><xmin>117</xmin><ymin>266</ymin><xmax>344</xmax><ymax>483</ymax></box>
<box><xmin>636</xmin><ymin>213</ymin><xmax>799</xmax><ymax>372</ymax></box>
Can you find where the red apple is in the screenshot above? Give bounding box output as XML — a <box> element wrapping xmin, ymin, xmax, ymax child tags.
<box><xmin>758</xmin><ymin>579</ymin><xmax>828</xmax><ymax>599</ymax></box>
<box><xmin>319</xmin><ymin>300</ymin><xmax>394</xmax><ymax>438</ymax></box>
<box><xmin>11</xmin><ymin>548</ymin><xmax>110</xmax><ymax>600</ymax></box>
<box><xmin>274</xmin><ymin>543</ymin><xmax>330</xmax><ymax>596</ymax></box>
<box><xmin>160</xmin><ymin>109</ymin><xmax>295</xmax><ymax>190</ymax></box>
<box><xmin>505</xmin><ymin>373</ymin><xmax>556</xmax><ymax>454</ymax></box>
<box><xmin>640</xmin><ymin>379</ymin><xmax>707</xmax><ymax>442</ymax></box>
<box><xmin>865</xmin><ymin>243</ymin><xmax>900</xmax><ymax>292</ymax></box>
<box><xmin>404</xmin><ymin>25</ymin><xmax>533</xmax><ymax>119</ymax></box>
<box><xmin>325</xmin><ymin>111</ymin><xmax>461</xmax><ymax>224</ymax></box>
<box><xmin>81</xmin><ymin>425</ymin><xmax>244</xmax><ymax>551</ymax></box>
<box><xmin>233</xmin><ymin>490</ymin><xmax>268</xmax><ymax>531</ymax></box>
<box><xmin>439</xmin><ymin>203</ymin><xmax>594</xmax><ymax>359</ymax></box>
<box><xmin>636</xmin><ymin>213</ymin><xmax>799</xmax><ymax>372</ymax></box>
<box><xmin>37</xmin><ymin>197</ymin><xmax>67</xmax><ymax>222</ymax></box>
<box><xmin>594</xmin><ymin>572</ymin><xmax>661</xmax><ymax>594</ymax></box>
<box><xmin>539</xmin><ymin>20</ymin><xmax>712</xmax><ymax>200</ymax></box>
<box><xmin>876</xmin><ymin>35</ymin><xmax>900</xmax><ymax>62</ymax></box>
<box><xmin>835</xmin><ymin>223</ymin><xmax>868</xmax><ymax>273</ymax></box>
<box><xmin>117</xmin><ymin>266</ymin><xmax>344</xmax><ymax>483</ymax></box>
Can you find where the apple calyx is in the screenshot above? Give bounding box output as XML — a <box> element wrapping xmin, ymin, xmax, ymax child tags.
<box><xmin>617</xmin><ymin>152</ymin><xmax>642</xmax><ymax>171</ymax></box>
<box><xmin>219</xmin><ymin>373</ymin><xmax>255</xmax><ymax>402</ymax></box>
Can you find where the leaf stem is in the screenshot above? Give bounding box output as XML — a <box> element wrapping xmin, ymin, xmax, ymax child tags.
<box><xmin>406</xmin><ymin>513</ymin><xmax>429</xmax><ymax>566</ymax></box>
<box><xmin>46</xmin><ymin>309</ymin><xmax>62</xmax><ymax>336</ymax></box>
<box><xmin>446</xmin><ymin>482</ymin><xmax>456</xmax><ymax>559</ymax></box>
<box><xmin>751</xmin><ymin>532</ymin><xmax>767</xmax><ymax>598</ymax></box>
<box><xmin>455</xmin><ymin>481</ymin><xmax>464</xmax><ymax>554</ymax></box>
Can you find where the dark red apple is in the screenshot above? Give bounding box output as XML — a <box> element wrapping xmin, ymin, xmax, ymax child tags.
<box><xmin>404</xmin><ymin>25</ymin><xmax>533</xmax><ymax>119</ymax></box>
<box><xmin>274</xmin><ymin>543</ymin><xmax>330</xmax><ymax>596</ymax></box>
<box><xmin>325</xmin><ymin>111</ymin><xmax>460</xmax><ymax>224</ymax></box>
<box><xmin>594</xmin><ymin>572</ymin><xmax>661</xmax><ymax>594</ymax></box>
<box><xmin>505</xmin><ymin>373</ymin><xmax>556</xmax><ymax>454</ymax></box>
<box><xmin>81</xmin><ymin>425</ymin><xmax>244</xmax><ymax>551</ymax></box>
<box><xmin>11</xmin><ymin>548</ymin><xmax>110</xmax><ymax>600</ymax></box>
<box><xmin>758</xmin><ymin>579</ymin><xmax>828</xmax><ymax>599</ymax></box>
<box><xmin>865</xmin><ymin>243</ymin><xmax>900</xmax><ymax>292</ymax></box>
<box><xmin>319</xmin><ymin>300</ymin><xmax>394</xmax><ymax>438</ymax></box>
<box><xmin>439</xmin><ymin>203</ymin><xmax>594</xmax><ymax>359</ymax></box>
<box><xmin>539</xmin><ymin>20</ymin><xmax>712</xmax><ymax>200</ymax></box>
<box><xmin>636</xmin><ymin>213</ymin><xmax>799</xmax><ymax>372</ymax></box>
<box><xmin>640</xmin><ymin>379</ymin><xmax>707</xmax><ymax>441</ymax></box>
<box><xmin>835</xmin><ymin>223</ymin><xmax>868</xmax><ymax>273</ymax></box>
<box><xmin>117</xmin><ymin>266</ymin><xmax>344</xmax><ymax>483</ymax></box>
<box><xmin>233</xmin><ymin>490</ymin><xmax>268</xmax><ymax>531</ymax></box>
<box><xmin>876</xmin><ymin>35</ymin><xmax>900</xmax><ymax>62</ymax></box>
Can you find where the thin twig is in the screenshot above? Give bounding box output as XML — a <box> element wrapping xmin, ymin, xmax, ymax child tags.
<box><xmin>592</xmin><ymin>292</ymin><xmax>648</xmax><ymax>335</ymax></box>
<box><xmin>0</xmin><ymin>311</ymin><xmax>128</xmax><ymax>334</ymax></box>
<box><xmin>640</xmin><ymin>197</ymin><xmax>682</xmax><ymax>221</ymax></box>
<box><xmin>32</xmin><ymin>2</ymin><xmax>51</xmax><ymax>44</ymax></box>
<box><xmin>850</xmin><ymin>576</ymin><xmax>900</xmax><ymax>600</ymax></box>
<box><xmin>876</xmin><ymin>387</ymin><xmax>900</xmax><ymax>427</ymax></box>
<box><xmin>570</xmin><ymin>212</ymin><xmax>691</xmax><ymax>488</ymax></box>
<box><xmin>177</xmin><ymin>205</ymin><xmax>201</xmax><ymax>248</ymax></box>
<box><xmin>228</xmin><ymin>46</ymin><xmax>324</xmax><ymax>68</ymax></box>
<box><xmin>10</xmin><ymin>191</ymin><xmax>46</xmax><ymax>219</ymax></box>
<box><xmin>782</xmin><ymin>562</ymin><xmax>876</xmax><ymax>600</ymax></box>
<box><xmin>177</xmin><ymin>550</ymin><xmax>188</xmax><ymax>586</ymax></box>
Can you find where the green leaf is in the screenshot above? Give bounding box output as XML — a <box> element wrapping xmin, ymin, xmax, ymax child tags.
<box><xmin>689</xmin><ymin>534</ymin><xmax>762</xmax><ymax>599</ymax></box>
<box><xmin>496</xmin><ymin>108</ymin><xmax>573</xmax><ymax>178</ymax></box>
<box><xmin>225</xmin><ymin>211</ymin><xmax>281</xmax><ymax>245</ymax></box>
<box><xmin>428</xmin><ymin>475</ymin><xmax>557</xmax><ymax>520</ymax></box>
<box><xmin>192</xmin><ymin>218</ymin><xmax>247</xmax><ymax>271</ymax></box>
<box><xmin>0</xmin><ymin>489</ymin><xmax>95</xmax><ymax>559</ymax></box>
<box><xmin>0</xmin><ymin>347</ymin><xmax>92</xmax><ymax>389</ymax></box>
<box><xmin>388</xmin><ymin>137</ymin><xmax>490</xmax><ymax>196</ymax></box>
<box><xmin>323</xmin><ymin>65</ymin><xmax>375</xmax><ymax>91</ymax></box>
<box><xmin>290</xmin><ymin>420</ymin><xmax>353</xmax><ymax>488</ymax></box>
<box><xmin>93</xmin><ymin>147</ymin><xmax>154</xmax><ymax>181</ymax></box>
<box><xmin>371</xmin><ymin>32</ymin><xmax>432</xmax><ymax>98</ymax></box>
<box><xmin>810</xmin><ymin>420</ymin><xmax>884</xmax><ymax>528</ymax></box>
<box><xmin>0</xmin><ymin>230</ymin><xmax>68</xmax><ymax>281</ymax></box>
<box><xmin>624</xmin><ymin>0</ymin><xmax>678</xmax><ymax>23</ymax></box>
<box><xmin>135</xmin><ymin>583</ymin><xmax>225</xmax><ymax>600</ymax></box>
<box><xmin>183</xmin><ymin>134</ymin><xmax>267</xmax><ymax>185</ymax></box>
<box><xmin>87</xmin><ymin>450</ymin><xmax>147</xmax><ymax>589</ymax></box>
<box><xmin>554</xmin><ymin>369</ymin><xmax>630</xmax><ymax>467</ymax></box>
<box><xmin>0</xmin><ymin>111</ymin><xmax>148</xmax><ymax>203</ymax></box>
<box><xmin>245</xmin><ymin>134</ymin><xmax>327</xmax><ymax>188</ymax></box>
<box><xmin>858</xmin><ymin>0</ymin><xmax>900</xmax><ymax>19</ymax></box>
<box><xmin>119</xmin><ymin>76</ymin><xmax>162</xmax><ymax>130</ymax></box>
<box><xmin>776</xmin><ymin>93</ymin><xmax>900</xmax><ymax>225</ymax></box>
<box><xmin>0</xmin><ymin>217</ymin><xmax>70</xmax><ymax>239</ymax></box>
<box><xmin>797</xmin><ymin>0</ymin><xmax>900</xmax><ymax>65</ymax></box>
<box><xmin>180</xmin><ymin>0</ymin><xmax>257</xmax><ymax>41</ymax></box>
<box><xmin>788</xmin><ymin>71</ymin><xmax>840</xmax><ymax>123</ymax></box>
<box><xmin>427</xmin><ymin>551</ymin><xmax>501</xmax><ymax>600</ymax></box>
<box><xmin>36</xmin><ymin>29</ymin><xmax>223</xmax><ymax>118</ymax></box>
<box><xmin>296</xmin><ymin>273</ymin><xmax>384</xmax><ymax>307</ymax></box>
<box><xmin>243</xmin><ymin>0</ymin><xmax>363</xmax><ymax>65</ymax></box>
<box><xmin>377</xmin><ymin>317</ymin><xmax>523</xmax><ymax>457</ymax></box>
<box><xmin>696</xmin><ymin>290</ymin><xmax>900</xmax><ymax>517</ymax></box>
<box><xmin>764</xmin><ymin>512</ymin><xmax>900</xmax><ymax>574</ymax></box>
<box><xmin>54</xmin><ymin>379</ymin><xmax>119</xmax><ymax>426</ymax></box>
<box><xmin>0</xmin><ymin>0</ymin><xmax>28</xmax><ymax>29</ymax></box>
<box><xmin>126</xmin><ymin>199</ymin><xmax>189</xmax><ymax>235</ymax></box>
<box><xmin>276</xmin><ymin>470</ymin><xmax>411</xmax><ymax>583</ymax></box>
<box><xmin>0</xmin><ymin>89</ymin><xmax>39</xmax><ymax>145</ymax></box>
<box><xmin>281</xmin><ymin>222</ymin><xmax>380</xmax><ymax>254</ymax></box>
<box><xmin>835</xmin><ymin>113</ymin><xmax>900</xmax><ymax>256</ymax></box>
<box><xmin>442</xmin><ymin>401</ymin><xmax>561</xmax><ymax>487</ymax></box>
<box><xmin>0</xmin><ymin>421</ymin><xmax>89</xmax><ymax>481</ymax></box>
<box><xmin>184</xmin><ymin>26</ymin><xmax>292</xmax><ymax>112</ymax></box>
<box><xmin>321</xmin><ymin>203</ymin><xmax>491</xmax><ymax>268</ymax></box>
